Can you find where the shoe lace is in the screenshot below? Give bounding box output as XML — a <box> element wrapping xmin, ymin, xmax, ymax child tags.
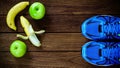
<box><xmin>102</xmin><ymin>43</ymin><xmax>120</xmax><ymax>64</ymax></box>
<box><xmin>103</xmin><ymin>22</ymin><xmax>120</xmax><ymax>39</ymax></box>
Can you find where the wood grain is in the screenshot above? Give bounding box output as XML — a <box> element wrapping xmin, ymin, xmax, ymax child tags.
<box><xmin>0</xmin><ymin>0</ymin><xmax>120</xmax><ymax>15</ymax></box>
<box><xmin>0</xmin><ymin>33</ymin><xmax>88</xmax><ymax>51</ymax></box>
<box><xmin>0</xmin><ymin>14</ymin><xmax>94</xmax><ymax>32</ymax></box>
<box><xmin>0</xmin><ymin>52</ymin><xmax>119</xmax><ymax>68</ymax></box>
<box><xmin>1</xmin><ymin>14</ymin><xmax>120</xmax><ymax>33</ymax></box>
<box><xmin>17</xmin><ymin>14</ymin><xmax>86</xmax><ymax>33</ymax></box>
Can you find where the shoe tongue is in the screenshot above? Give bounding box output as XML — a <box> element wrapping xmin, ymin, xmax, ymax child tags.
<box><xmin>86</xmin><ymin>21</ymin><xmax>101</xmax><ymax>37</ymax></box>
<box><xmin>86</xmin><ymin>43</ymin><xmax>102</xmax><ymax>59</ymax></box>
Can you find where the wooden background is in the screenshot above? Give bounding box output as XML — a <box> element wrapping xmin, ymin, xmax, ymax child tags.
<box><xmin>0</xmin><ymin>0</ymin><xmax>120</xmax><ymax>68</ymax></box>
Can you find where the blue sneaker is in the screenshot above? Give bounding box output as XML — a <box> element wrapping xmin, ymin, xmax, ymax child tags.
<box><xmin>81</xmin><ymin>15</ymin><xmax>120</xmax><ymax>40</ymax></box>
<box><xmin>82</xmin><ymin>41</ymin><xmax>120</xmax><ymax>66</ymax></box>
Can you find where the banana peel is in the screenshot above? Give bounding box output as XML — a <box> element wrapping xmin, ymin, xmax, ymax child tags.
<box><xmin>17</xmin><ymin>16</ymin><xmax>45</xmax><ymax>47</ymax></box>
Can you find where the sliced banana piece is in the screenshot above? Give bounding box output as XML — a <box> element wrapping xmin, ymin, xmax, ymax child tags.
<box><xmin>6</xmin><ymin>2</ymin><xmax>29</xmax><ymax>30</ymax></box>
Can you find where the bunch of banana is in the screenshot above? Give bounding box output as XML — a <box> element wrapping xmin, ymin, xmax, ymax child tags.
<box><xmin>6</xmin><ymin>1</ymin><xmax>45</xmax><ymax>47</ymax></box>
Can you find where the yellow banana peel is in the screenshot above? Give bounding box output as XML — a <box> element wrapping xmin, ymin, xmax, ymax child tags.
<box><xmin>17</xmin><ymin>16</ymin><xmax>45</xmax><ymax>47</ymax></box>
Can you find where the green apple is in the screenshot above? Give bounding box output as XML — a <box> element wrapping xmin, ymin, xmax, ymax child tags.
<box><xmin>10</xmin><ymin>40</ymin><xmax>27</xmax><ymax>58</ymax></box>
<box><xmin>29</xmin><ymin>2</ymin><xmax>45</xmax><ymax>20</ymax></box>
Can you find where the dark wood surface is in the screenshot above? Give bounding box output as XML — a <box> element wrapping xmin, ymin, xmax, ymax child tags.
<box><xmin>0</xmin><ymin>0</ymin><xmax>120</xmax><ymax>68</ymax></box>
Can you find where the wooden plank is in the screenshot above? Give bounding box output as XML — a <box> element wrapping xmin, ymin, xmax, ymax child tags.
<box><xmin>0</xmin><ymin>52</ymin><xmax>119</xmax><ymax>68</ymax></box>
<box><xmin>0</xmin><ymin>52</ymin><xmax>89</xmax><ymax>68</ymax></box>
<box><xmin>1</xmin><ymin>14</ymin><xmax>120</xmax><ymax>32</ymax></box>
<box><xmin>0</xmin><ymin>33</ymin><xmax>88</xmax><ymax>51</ymax></box>
<box><xmin>0</xmin><ymin>14</ymin><xmax>93</xmax><ymax>32</ymax></box>
<box><xmin>0</xmin><ymin>15</ymin><xmax>91</xmax><ymax>32</ymax></box>
<box><xmin>0</xmin><ymin>0</ymin><xmax>120</xmax><ymax>15</ymax></box>
<box><xmin>17</xmin><ymin>14</ymin><xmax>92</xmax><ymax>33</ymax></box>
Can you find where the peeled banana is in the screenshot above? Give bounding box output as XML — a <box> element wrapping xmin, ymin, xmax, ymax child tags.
<box><xmin>6</xmin><ymin>2</ymin><xmax>29</xmax><ymax>30</ymax></box>
<box><xmin>17</xmin><ymin>16</ymin><xmax>45</xmax><ymax>47</ymax></box>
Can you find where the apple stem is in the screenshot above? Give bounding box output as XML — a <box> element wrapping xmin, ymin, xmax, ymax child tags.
<box><xmin>17</xmin><ymin>34</ymin><xmax>29</xmax><ymax>40</ymax></box>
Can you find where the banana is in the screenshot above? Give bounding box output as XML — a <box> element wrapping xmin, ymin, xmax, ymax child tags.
<box><xmin>17</xmin><ymin>16</ymin><xmax>45</xmax><ymax>47</ymax></box>
<box><xmin>6</xmin><ymin>2</ymin><xmax>29</xmax><ymax>30</ymax></box>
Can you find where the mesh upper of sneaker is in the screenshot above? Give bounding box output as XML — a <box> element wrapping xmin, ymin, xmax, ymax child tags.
<box><xmin>81</xmin><ymin>15</ymin><xmax>120</xmax><ymax>40</ymax></box>
<box><xmin>82</xmin><ymin>41</ymin><xmax>120</xmax><ymax>66</ymax></box>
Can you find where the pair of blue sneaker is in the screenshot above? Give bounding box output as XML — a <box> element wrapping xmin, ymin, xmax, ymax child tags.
<box><xmin>81</xmin><ymin>15</ymin><xmax>120</xmax><ymax>66</ymax></box>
